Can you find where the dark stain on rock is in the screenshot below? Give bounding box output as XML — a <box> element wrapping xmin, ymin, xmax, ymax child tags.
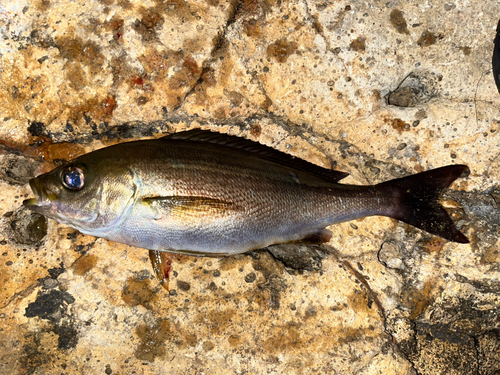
<box><xmin>400</xmin><ymin>281</ymin><xmax>435</xmax><ymax>320</ymax></box>
<box><xmin>266</xmin><ymin>38</ymin><xmax>298</xmax><ymax>63</ymax></box>
<box><xmin>336</xmin><ymin>327</ymin><xmax>375</xmax><ymax>345</ymax></box>
<box><xmin>9</xmin><ymin>207</ymin><xmax>47</xmax><ymax>246</ymax></box>
<box><xmin>249</xmin><ymin>250</ymin><xmax>287</xmax><ymax>310</ymax></box>
<box><xmin>243</xmin><ymin>18</ymin><xmax>263</xmax><ymax>38</ymax></box>
<box><xmin>389</xmin><ymin>9</ymin><xmax>409</xmax><ymax>35</ymax></box>
<box><xmin>421</xmin><ymin>237</ymin><xmax>445</xmax><ymax>253</ymax></box>
<box><xmin>134</xmin><ymin>319</ymin><xmax>171</xmax><ymax>362</ymax></box>
<box><xmin>347</xmin><ymin>288</ymin><xmax>374</xmax><ymax>315</ymax></box>
<box><xmin>399</xmin><ymin>328</ymin><xmax>418</xmax><ymax>358</ymax></box>
<box><xmin>224</xmin><ymin>89</ymin><xmax>245</xmax><ymax>107</ymax></box>
<box><xmin>477</xmin><ymin>330</ymin><xmax>500</xmax><ymax>374</ymax></box>
<box><xmin>311</xmin><ymin>16</ymin><xmax>324</xmax><ymax>35</ymax></box>
<box><xmin>48</xmin><ymin>262</ymin><xmax>65</xmax><ymax>279</ymax></box>
<box><xmin>411</xmin><ymin>322</ymin><xmax>478</xmax><ymax>374</ymax></box>
<box><xmin>417</xmin><ymin>30</ymin><xmax>441</xmax><ymax>47</ymax></box>
<box><xmin>24</xmin><ymin>289</ymin><xmax>79</xmax><ymax>350</ymax></box>
<box><xmin>169</xmin><ymin>55</ymin><xmax>201</xmax><ymax>89</ymax></box>
<box><xmin>104</xmin><ymin>15</ymin><xmax>124</xmax><ymax>34</ymax></box>
<box><xmin>203</xmin><ymin>340</ymin><xmax>215</xmax><ymax>351</ymax></box>
<box><xmin>55</xmin><ymin>35</ymin><xmax>105</xmax><ymax>78</ymax></box>
<box><xmin>89</xmin><ymin>122</ymin><xmax>157</xmax><ymax>142</ymax></box>
<box><xmin>53</xmin><ymin>323</ymin><xmax>79</xmax><ymax>349</ymax></box>
<box><xmin>26</xmin><ymin>28</ymin><xmax>57</xmax><ymax>49</ymax></box>
<box><xmin>0</xmin><ymin>154</ymin><xmax>37</xmax><ymax>185</ymax></box>
<box><xmin>72</xmin><ymin>254</ymin><xmax>98</xmax><ymax>276</ymax></box>
<box><xmin>201</xmin><ymin>68</ymin><xmax>216</xmax><ymax>86</ymax></box>
<box><xmin>25</xmin><ymin>289</ymin><xmax>75</xmax><ymax>322</ymax></box>
<box><xmin>65</xmin><ymin>61</ymin><xmax>87</xmax><ymax>90</ymax></box>
<box><xmin>136</xmin><ymin>95</ymin><xmax>149</xmax><ymax>105</ymax></box>
<box><xmin>35</xmin><ymin>0</ymin><xmax>51</xmax><ymax>11</ymax></box>
<box><xmin>228</xmin><ymin>334</ymin><xmax>242</xmax><ymax>347</ymax></box>
<box><xmin>204</xmin><ymin>309</ymin><xmax>236</xmax><ymax>334</ymax></box>
<box><xmin>387</xmin><ymin>118</ymin><xmax>408</xmax><ymax>132</ymax></box>
<box><xmin>86</xmin><ymin>95</ymin><xmax>117</xmax><ymax>120</ymax></box>
<box><xmin>249</xmin><ymin>124</ymin><xmax>261</xmax><ymax>137</ymax></box>
<box><xmin>262</xmin><ymin>322</ymin><xmax>302</xmax><ymax>352</ymax></box>
<box><xmin>140</xmin><ymin>8</ymin><xmax>164</xmax><ymax>29</ymax></box>
<box><xmin>267</xmin><ymin>244</ymin><xmax>325</xmax><ymax>273</ymax></box>
<box><xmin>261</xmin><ymin>95</ymin><xmax>273</xmax><ymax>111</ymax></box>
<box><xmin>304</xmin><ymin>305</ymin><xmax>317</xmax><ymax>319</ymax></box>
<box><xmin>480</xmin><ymin>246</ymin><xmax>499</xmax><ymax>264</ymax></box>
<box><xmin>259</xmin><ymin>320</ymin><xmax>368</xmax><ymax>354</ymax></box>
<box><xmin>133</xmin><ymin>8</ymin><xmax>164</xmax><ymax>41</ymax></box>
<box><xmin>459</xmin><ymin>46</ymin><xmax>471</xmax><ymax>56</ymax></box>
<box><xmin>122</xmin><ymin>276</ymin><xmax>158</xmax><ymax>307</ymax></box>
<box><xmin>20</xmin><ymin>331</ymin><xmax>53</xmax><ymax>374</ymax></box>
<box><xmin>137</xmin><ymin>48</ymin><xmax>171</xmax><ymax>82</ymax></box>
<box><xmin>349</xmin><ymin>36</ymin><xmax>366</xmax><ymax>52</ymax></box>
<box><xmin>415</xmin><ymin>108</ymin><xmax>428</xmax><ymax>120</ymax></box>
<box><xmin>26</xmin><ymin>136</ymin><xmax>86</xmax><ymax>164</ymax></box>
<box><xmin>27</xmin><ymin>121</ymin><xmax>46</xmax><ymax>137</ymax></box>
<box><xmin>455</xmin><ymin>273</ymin><xmax>500</xmax><ymax>295</ymax></box>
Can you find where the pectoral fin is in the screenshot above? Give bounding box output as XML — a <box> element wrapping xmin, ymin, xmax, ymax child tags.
<box><xmin>141</xmin><ymin>196</ymin><xmax>239</xmax><ymax>220</ymax></box>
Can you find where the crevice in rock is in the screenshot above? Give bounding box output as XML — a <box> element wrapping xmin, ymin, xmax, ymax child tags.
<box><xmin>325</xmin><ymin>245</ymin><xmax>386</xmax><ymax>320</ymax></box>
<box><xmin>301</xmin><ymin>0</ymin><xmax>349</xmax><ymax>73</ymax></box>
<box><xmin>172</xmin><ymin>0</ymin><xmax>241</xmax><ymax>113</ymax></box>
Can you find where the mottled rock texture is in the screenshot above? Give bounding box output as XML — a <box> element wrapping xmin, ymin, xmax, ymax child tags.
<box><xmin>0</xmin><ymin>0</ymin><xmax>499</xmax><ymax>374</ymax></box>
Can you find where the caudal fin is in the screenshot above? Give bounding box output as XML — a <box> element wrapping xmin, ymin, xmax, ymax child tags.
<box><xmin>379</xmin><ymin>165</ymin><xmax>469</xmax><ymax>243</ymax></box>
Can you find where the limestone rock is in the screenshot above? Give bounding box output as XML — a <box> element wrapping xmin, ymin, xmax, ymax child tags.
<box><xmin>0</xmin><ymin>0</ymin><xmax>499</xmax><ymax>374</ymax></box>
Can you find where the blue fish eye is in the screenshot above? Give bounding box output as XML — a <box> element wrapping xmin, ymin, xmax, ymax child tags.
<box><xmin>61</xmin><ymin>166</ymin><xmax>85</xmax><ymax>191</ymax></box>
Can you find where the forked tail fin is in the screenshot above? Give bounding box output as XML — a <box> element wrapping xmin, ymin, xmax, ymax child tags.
<box><xmin>378</xmin><ymin>165</ymin><xmax>469</xmax><ymax>243</ymax></box>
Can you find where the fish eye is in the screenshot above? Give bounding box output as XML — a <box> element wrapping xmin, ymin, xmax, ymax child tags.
<box><xmin>61</xmin><ymin>166</ymin><xmax>86</xmax><ymax>191</ymax></box>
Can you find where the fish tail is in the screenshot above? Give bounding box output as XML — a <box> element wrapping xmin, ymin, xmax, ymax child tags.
<box><xmin>378</xmin><ymin>165</ymin><xmax>469</xmax><ymax>243</ymax></box>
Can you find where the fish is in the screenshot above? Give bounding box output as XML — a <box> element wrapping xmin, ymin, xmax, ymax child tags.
<box><xmin>493</xmin><ymin>19</ymin><xmax>500</xmax><ymax>94</ymax></box>
<box><xmin>24</xmin><ymin>129</ymin><xmax>469</xmax><ymax>283</ymax></box>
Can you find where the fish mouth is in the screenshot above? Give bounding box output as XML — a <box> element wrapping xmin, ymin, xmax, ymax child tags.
<box><xmin>23</xmin><ymin>178</ymin><xmax>54</xmax><ymax>209</ymax></box>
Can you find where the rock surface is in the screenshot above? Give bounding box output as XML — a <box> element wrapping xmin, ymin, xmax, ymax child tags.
<box><xmin>0</xmin><ymin>0</ymin><xmax>499</xmax><ymax>374</ymax></box>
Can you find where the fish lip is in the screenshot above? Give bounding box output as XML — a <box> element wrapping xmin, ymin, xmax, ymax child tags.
<box><xmin>23</xmin><ymin>179</ymin><xmax>41</xmax><ymax>208</ymax></box>
<box><xmin>23</xmin><ymin>178</ymin><xmax>52</xmax><ymax>208</ymax></box>
<box><xmin>23</xmin><ymin>197</ymin><xmax>39</xmax><ymax>207</ymax></box>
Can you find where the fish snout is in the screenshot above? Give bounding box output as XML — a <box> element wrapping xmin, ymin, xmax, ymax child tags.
<box><xmin>23</xmin><ymin>178</ymin><xmax>56</xmax><ymax>208</ymax></box>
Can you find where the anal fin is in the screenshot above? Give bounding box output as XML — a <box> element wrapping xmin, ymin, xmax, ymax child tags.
<box><xmin>291</xmin><ymin>229</ymin><xmax>332</xmax><ymax>245</ymax></box>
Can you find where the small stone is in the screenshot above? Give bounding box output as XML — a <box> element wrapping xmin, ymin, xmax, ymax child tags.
<box><xmin>244</xmin><ymin>272</ymin><xmax>256</xmax><ymax>283</ymax></box>
<box><xmin>177</xmin><ymin>280</ymin><xmax>191</xmax><ymax>291</ymax></box>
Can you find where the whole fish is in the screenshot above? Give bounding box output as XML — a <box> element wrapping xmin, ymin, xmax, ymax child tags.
<box><xmin>24</xmin><ymin>129</ymin><xmax>469</xmax><ymax>265</ymax></box>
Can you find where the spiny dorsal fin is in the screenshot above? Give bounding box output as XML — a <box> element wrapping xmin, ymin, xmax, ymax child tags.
<box><xmin>163</xmin><ymin>129</ymin><xmax>349</xmax><ymax>183</ymax></box>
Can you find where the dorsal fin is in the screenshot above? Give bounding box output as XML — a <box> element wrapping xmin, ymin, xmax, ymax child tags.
<box><xmin>163</xmin><ymin>129</ymin><xmax>349</xmax><ymax>183</ymax></box>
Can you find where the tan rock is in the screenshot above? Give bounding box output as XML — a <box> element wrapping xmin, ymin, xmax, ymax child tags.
<box><xmin>0</xmin><ymin>0</ymin><xmax>499</xmax><ymax>374</ymax></box>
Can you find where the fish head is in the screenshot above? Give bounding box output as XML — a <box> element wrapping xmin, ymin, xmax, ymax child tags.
<box><xmin>23</xmin><ymin>154</ymin><xmax>138</xmax><ymax>232</ymax></box>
